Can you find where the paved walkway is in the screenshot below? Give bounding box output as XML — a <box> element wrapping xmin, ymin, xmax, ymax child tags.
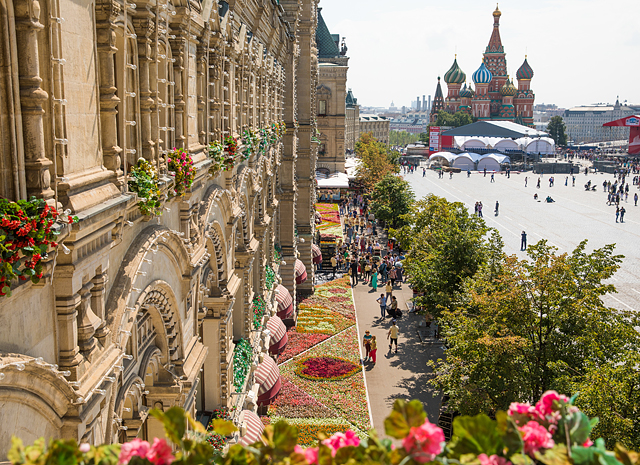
<box><xmin>351</xmin><ymin>276</ymin><xmax>444</xmax><ymax>437</ymax></box>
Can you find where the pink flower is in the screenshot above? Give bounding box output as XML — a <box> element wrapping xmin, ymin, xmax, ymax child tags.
<box><xmin>519</xmin><ymin>421</ymin><xmax>555</xmax><ymax>456</ymax></box>
<box><xmin>583</xmin><ymin>438</ymin><xmax>594</xmax><ymax>447</ymax></box>
<box><xmin>147</xmin><ymin>438</ymin><xmax>174</xmax><ymax>465</ymax></box>
<box><xmin>478</xmin><ymin>454</ymin><xmax>511</xmax><ymax>465</ymax></box>
<box><xmin>535</xmin><ymin>391</ymin><xmax>568</xmax><ymax>417</ymax></box>
<box><xmin>119</xmin><ymin>438</ymin><xmax>151</xmax><ymax>464</ymax></box>
<box><xmin>402</xmin><ymin>419</ymin><xmax>445</xmax><ymax>463</ymax></box>
<box><xmin>79</xmin><ymin>443</ymin><xmax>91</xmax><ymax>453</ymax></box>
<box><xmin>295</xmin><ymin>445</ymin><xmax>319</xmax><ymax>464</ymax></box>
<box><xmin>322</xmin><ymin>430</ymin><xmax>360</xmax><ymax>455</ymax></box>
<box><xmin>508</xmin><ymin>402</ymin><xmax>534</xmax><ymax>416</ymax></box>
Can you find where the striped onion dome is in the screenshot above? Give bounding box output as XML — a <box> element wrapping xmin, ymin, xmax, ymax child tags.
<box><xmin>472</xmin><ymin>61</ymin><xmax>493</xmax><ymax>84</ymax></box>
<box><xmin>459</xmin><ymin>83</ymin><xmax>474</xmax><ymax>98</ymax></box>
<box><xmin>516</xmin><ymin>57</ymin><xmax>534</xmax><ymax>80</ymax></box>
<box><xmin>444</xmin><ymin>57</ymin><xmax>466</xmax><ymax>84</ymax></box>
<box><xmin>500</xmin><ymin>78</ymin><xmax>517</xmax><ymax>96</ymax></box>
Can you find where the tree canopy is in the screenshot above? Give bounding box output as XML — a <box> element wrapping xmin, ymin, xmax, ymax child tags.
<box><xmin>355</xmin><ymin>132</ymin><xmax>399</xmax><ymax>190</ymax></box>
<box><xmin>369</xmin><ymin>174</ymin><xmax>415</xmax><ymax>229</ymax></box>
<box><xmin>429</xmin><ymin>240</ymin><xmax>637</xmax><ymax>428</ymax></box>
<box><xmin>546</xmin><ymin>116</ymin><xmax>568</xmax><ymax>146</ymax></box>
<box><xmin>391</xmin><ymin>195</ymin><xmax>489</xmax><ymax>317</ymax></box>
<box><xmin>389</xmin><ymin>130</ymin><xmax>421</xmax><ymax>147</ymax></box>
<box><xmin>431</xmin><ymin>110</ymin><xmax>475</xmax><ymax>128</ymax></box>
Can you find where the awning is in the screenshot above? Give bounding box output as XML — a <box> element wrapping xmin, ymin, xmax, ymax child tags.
<box><xmin>266</xmin><ymin>315</ymin><xmax>288</xmax><ymax>355</ymax></box>
<box><xmin>275</xmin><ymin>284</ymin><xmax>293</xmax><ymax>319</ymax></box>
<box><xmin>238</xmin><ymin>410</ymin><xmax>265</xmax><ymax>446</ymax></box>
<box><xmin>255</xmin><ymin>355</ymin><xmax>282</xmax><ymax>406</ymax></box>
<box><xmin>295</xmin><ymin>259</ymin><xmax>307</xmax><ymax>284</ymax></box>
<box><xmin>312</xmin><ymin>244</ymin><xmax>322</xmax><ymax>264</ymax></box>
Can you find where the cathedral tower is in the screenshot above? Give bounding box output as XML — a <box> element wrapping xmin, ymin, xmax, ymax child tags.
<box><xmin>514</xmin><ymin>57</ymin><xmax>535</xmax><ymax>126</ymax></box>
<box><xmin>483</xmin><ymin>4</ymin><xmax>508</xmax><ymax>116</ymax></box>
<box><xmin>444</xmin><ymin>56</ymin><xmax>466</xmax><ymax>113</ymax></box>
<box><xmin>430</xmin><ymin>77</ymin><xmax>445</xmax><ymax>122</ymax></box>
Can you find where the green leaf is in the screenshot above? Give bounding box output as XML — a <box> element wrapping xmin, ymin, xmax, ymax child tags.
<box><xmin>448</xmin><ymin>414</ymin><xmax>503</xmax><ymax>458</ymax></box>
<box><xmin>209</xmin><ymin>419</ymin><xmax>237</xmax><ymax>437</ymax></box>
<box><xmin>149</xmin><ymin>407</ymin><xmax>186</xmax><ymax>445</ymax></box>
<box><xmin>534</xmin><ymin>444</ymin><xmax>570</xmax><ymax>465</ymax></box>
<box><xmin>272</xmin><ymin>421</ymin><xmax>298</xmax><ymax>454</ymax></box>
<box><xmin>496</xmin><ymin>411</ymin><xmax>523</xmax><ymax>455</ymax></box>
<box><xmin>317</xmin><ymin>444</ymin><xmax>334</xmax><ymax>465</ymax></box>
<box><xmin>384</xmin><ymin>410</ymin><xmax>410</xmax><ymax>440</ymax></box>
<box><xmin>572</xmin><ymin>445</ymin><xmax>623</xmax><ymax>465</ymax></box>
<box><xmin>384</xmin><ymin>399</ymin><xmax>426</xmax><ymax>439</ymax></box>
<box><xmin>511</xmin><ymin>454</ymin><xmax>535</xmax><ymax>465</ymax></box>
<box><xmin>615</xmin><ymin>444</ymin><xmax>640</xmax><ymax>465</ymax></box>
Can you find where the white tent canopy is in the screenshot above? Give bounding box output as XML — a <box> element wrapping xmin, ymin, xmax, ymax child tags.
<box><xmin>523</xmin><ymin>137</ymin><xmax>555</xmax><ymax>155</ymax></box>
<box><xmin>317</xmin><ymin>172</ymin><xmax>349</xmax><ymax>189</ymax></box>
<box><xmin>428</xmin><ymin>152</ymin><xmax>457</xmax><ymax>166</ymax></box>
<box><xmin>477</xmin><ymin>153</ymin><xmax>511</xmax><ymax>172</ymax></box>
<box><xmin>452</xmin><ymin>152</ymin><xmax>482</xmax><ymax>170</ymax></box>
<box><xmin>493</xmin><ymin>139</ymin><xmax>519</xmax><ymax>151</ymax></box>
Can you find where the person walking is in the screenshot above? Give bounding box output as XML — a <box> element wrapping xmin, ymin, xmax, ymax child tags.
<box><xmin>620</xmin><ymin>206</ymin><xmax>626</xmax><ymax>223</ymax></box>
<box><xmin>362</xmin><ymin>330</ymin><xmax>372</xmax><ymax>362</ymax></box>
<box><xmin>350</xmin><ymin>260</ymin><xmax>358</xmax><ymax>286</ymax></box>
<box><xmin>385</xmin><ymin>281</ymin><xmax>393</xmax><ymax>303</ymax></box>
<box><xmin>371</xmin><ymin>268</ymin><xmax>378</xmax><ymax>291</ymax></box>
<box><xmin>330</xmin><ymin>255</ymin><xmax>337</xmax><ymax>278</ymax></box>
<box><xmin>478</xmin><ymin>202</ymin><xmax>483</xmax><ymax>217</ymax></box>
<box><xmin>369</xmin><ymin>336</ymin><xmax>378</xmax><ymax>364</ymax></box>
<box><xmin>635</xmin><ymin>192</ymin><xmax>638</xmax><ymax>206</ymax></box>
<box><xmin>494</xmin><ymin>201</ymin><xmax>499</xmax><ymax>216</ymax></box>
<box><xmin>389</xmin><ymin>296</ymin><xmax>399</xmax><ymax>319</ymax></box>
<box><xmin>536</xmin><ymin>178</ymin><xmax>541</xmax><ymax>189</ymax></box>
<box><xmin>387</xmin><ymin>320</ymin><xmax>399</xmax><ymax>353</ymax></box>
<box><xmin>389</xmin><ymin>267</ymin><xmax>397</xmax><ymax>288</ymax></box>
<box><xmin>490</xmin><ymin>173</ymin><xmax>495</xmax><ymax>183</ymax></box>
<box><xmin>376</xmin><ymin>294</ymin><xmax>387</xmax><ymax>319</ymax></box>
<box><xmin>484</xmin><ymin>167</ymin><xmax>487</xmax><ymax>177</ymax></box>
<box><xmin>525</xmin><ymin>176</ymin><xmax>528</xmax><ymax>187</ymax></box>
<box><xmin>616</xmin><ymin>206</ymin><xmax>620</xmax><ymax>223</ymax></box>
<box><xmin>521</xmin><ymin>231</ymin><xmax>527</xmax><ymax>251</ymax></box>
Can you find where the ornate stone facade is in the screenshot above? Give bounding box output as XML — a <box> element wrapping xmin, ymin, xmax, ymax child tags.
<box><xmin>0</xmin><ymin>0</ymin><xmax>319</xmax><ymax>455</ymax></box>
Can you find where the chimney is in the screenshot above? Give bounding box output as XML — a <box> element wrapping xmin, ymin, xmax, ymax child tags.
<box><xmin>422</xmin><ymin>95</ymin><xmax>426</xmax><ymax>112</ymax></box>
<box><xmin>416</xmin><ymin>96</ymin><xmax>421</xmax><ymax>111</ymax></box>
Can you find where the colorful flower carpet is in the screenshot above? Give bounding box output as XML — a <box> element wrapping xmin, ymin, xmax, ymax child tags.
<box><xmin>269</xmin><ymin>277</ymin><xmax>371</xmax><ymax>446</ymax></box>
<box><xmin>316</xmin><ymin>203</ymin><xmax>343</xmax><ymax>240</ymax></box>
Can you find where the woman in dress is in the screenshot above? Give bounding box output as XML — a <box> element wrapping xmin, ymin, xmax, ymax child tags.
<box><xmin>371</xmin><ymin>267</ymin><xmax>378</xmax><ymax>291</ymax></box>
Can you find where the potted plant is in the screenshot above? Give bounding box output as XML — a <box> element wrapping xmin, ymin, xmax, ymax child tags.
<box><xmin>167</xmin><ymin>148</ymin><xmax>196</xmax><ymax>197</ymax></box>
<box><xmin>128</xmin><ymin>158</ymin><xmax>163</xmax><ymax>216</ymax></box>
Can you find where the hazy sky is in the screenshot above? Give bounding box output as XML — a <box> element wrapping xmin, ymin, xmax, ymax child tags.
<box><xmin>317</xmin><ymin>0</ymin><xmax>640</xmax><ymax>110</ymax></box>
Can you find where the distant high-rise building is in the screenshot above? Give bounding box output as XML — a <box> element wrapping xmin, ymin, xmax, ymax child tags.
<box><xmin>417</xmin><ymin>96</ymin><xmax>421</xmax><ymax>111</ymax></box>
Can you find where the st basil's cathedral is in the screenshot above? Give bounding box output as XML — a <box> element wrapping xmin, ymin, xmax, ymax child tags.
<box><xmin>430</xmin><ymin>5</ymin><xmax>535</xmax><ymax>127</ymax></box>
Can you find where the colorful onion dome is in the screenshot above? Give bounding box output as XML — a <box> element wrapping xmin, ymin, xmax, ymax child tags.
<box><xmin>500</xmin><ymin>78</ymin><xmax>517</xmax><ymax>96</ymax></box>
<box><xmin>459</xmin><ymin>83</ymin><xmax>474</xmax><ymax>98</ymax></box>
<box><xmin>444</xmin><ymin>57</ymin><xmax>466</xmax><ymax>84</ymax></box>
<box><xmin>472</xmin><ymin>61</ymin><xmax>492</xmax><ymax>84</ymax></box>
<box><xmin>516</xmin><ymin>57</ymin><xmax>534</xmax><ymax>80</ymax></box>
<box><xmin>493</xmin><ymin>3</ymin><xmax>501</xmax><ymax>17</ymax></box>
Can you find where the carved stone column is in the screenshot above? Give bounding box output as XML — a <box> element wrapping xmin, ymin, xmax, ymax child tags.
<box><xmin>170</xmin><ymin>30</ymin><xmax>186</xmax><ymax>148</ymax></box>
<box><xmin>91</xmin><ymin>272</ymin><xmax>110</xmax><ymax>346</ymax></box>
<box><xmin>14</xmin><ymin>0</ymin><xmax>54</xmax><ymax>200</ymax></box>
<box><xmin>56</xmin><ymin>294</ymin><xmax>83</xmax><ymax>377</ymax></box>
<box><xmin>135</xmin><ymin>17</ymin><xmax>156</xmax><ymax>162</ymax></box>
<box><xmin>77</xmin><ymin>282</ymin><xmax>101</xmax><ymax>358</ymax></box>
<box><xmin>196</xmin><ymin>38</ymin><xmax>207</xmax><ymax>146</ymax></box>
<box><xmin>96</xmin><ymin>0</ymin><xmax>123</xmax><ymax>179</ymax></box>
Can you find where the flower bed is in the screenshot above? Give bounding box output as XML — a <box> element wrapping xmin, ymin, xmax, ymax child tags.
<box><xmin>267</xmin><ymin>379</ymin><xmax>336</xmax><ymax>419</ymax></box>
<box><xmin>267</xmin><ymin>417</ymin><xmax>367</xmax><ymax>448</ymax></box>
<box><xmin>296</xmin><ymin>305</ymin><xmax>354</xmax><ymax>335</ymax></box>
<box><xmin>295</xmin><ymin>356</ymin><xmax>359</xmax><ymax>381</ymax></box>
<box><xmin>279</xmin><ymin>326</ymin><xmax>370</xmax><ymax>431</ymax></box>
<box><xmin>315</xmin><ymin>203</ymin><xmax>343</xmax><ymax>240</ymax></box>
<box><xmin>233</xmin><ymin>338</ymin><xmax>252</xmax><ymax>391</ymax></box>
<box><xmin>298</xmin><ymin>277</ymin><xmax>355</xmax><ymax>320</ymax></box>
<box><xmin>277</xmin><ymin>330</ymin><xmax>330</xmax><ymax>363</ymax></box>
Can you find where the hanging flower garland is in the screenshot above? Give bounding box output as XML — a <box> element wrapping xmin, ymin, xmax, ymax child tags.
<box><xmin>167</xmin><ymin>148</ymin><xmax>196</xmax><ymax>197</ymax></box>
<box><xmin>252</xmin><ymin>295</ymin><xmax>267</xmax><ymax>330</ymax></box>
<box><xmin>0</xmin><ymin>198</ymin><xmax>77</xmax><ymax>297</ymax></box>
<box><xmin>128</xmin><ymin>158</ymin><xmax>163</xmax><ymax>217</ymax></box>
<box><xmin>265</xmin><ymin>265</ymin><xmax>276</xmax><ymax>290</ymax></box>
<box><xmin>207</xmin><ymin>140</ymin><xmax>225</xmax><ymax>176</ymax></box>
<box><xmin>224</xmin><ymin>136</ymin><xmax>238</xmax><ymax>170</ymax></box>
<box><xmin>232</xmin><ymin>338</ymin><xmax>252</xmax><ymax>391</ymax></box>
<box><xmin>242</xmin><ymin>129</ymin><xmax>256</xmax><ymax>160</ymax></box>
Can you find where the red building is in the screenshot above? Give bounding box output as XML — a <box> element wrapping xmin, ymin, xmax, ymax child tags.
<box><xmin>431</xmin><ymin>5</ymin><xmax>535</xmax><ymax>127</ymax></box>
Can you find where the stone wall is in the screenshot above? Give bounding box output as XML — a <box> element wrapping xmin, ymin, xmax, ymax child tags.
<box><xmin>0</xmin><ymin>0</ymin><xmax>318</xmax><ymax>456</ymax></box>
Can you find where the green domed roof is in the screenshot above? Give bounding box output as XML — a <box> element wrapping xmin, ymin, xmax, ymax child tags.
<box><xmin>444</xmin><ymin>57</ymin><xmax>466</xmax><ymax>84</ymax></box>
<box><xmin>500</xmin><ymin>78</ymin><xmax>517</xmax><ymax>96</ymax></box>
<box><xmin>459</xmin><ymin>83</ymin><xmax>474</xmax><ymax>98</ymax></box>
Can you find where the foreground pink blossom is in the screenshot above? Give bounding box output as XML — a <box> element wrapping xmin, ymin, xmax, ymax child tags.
<box><xmin>478</xmin><ymin>454</ymin><xmax>512</xmax><ymax>465</ymax></box>
<box><xmin>402</xmin><ymin>419</ymin><xmax>445</xmax><ymax>463</ymax></box>
<box><xmin>295</xmin><ymin>445</ymin><xmax>319</xmax><ymax>464</ymax></box>
<box><xmin>323</xmin><ymin>430</ymin><xmax>360</xmax><ymax>455</ymax></box>
<box><xmin>519</xmin><ymin>421</ymin><xmax>555</xmax><ymax>455</ymax></box>
<box><xmin>118</xmin><ymin>438</ymin><xmax>174</xmax><ymax>465</ymax></box>
<box><xmin>535</xmin><ymin>391</ymin><xmax>569</xmax><ymax>418</ymax></box>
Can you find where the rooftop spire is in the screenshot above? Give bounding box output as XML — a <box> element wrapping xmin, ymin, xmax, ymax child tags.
<box><xmin>486</xmin><ymin>5</ymin><xmax>504</xmax><ymax>53</ymax></box>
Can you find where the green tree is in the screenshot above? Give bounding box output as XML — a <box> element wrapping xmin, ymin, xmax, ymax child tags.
<box><xmin>429</xmin><ymin>240</ymin><xmax>638</xmax><ymax>423</ymax></box>
<box><xmin>369</xmin><ymin>174</ymin><xmax>415</xmax><ymax>229</ymax></box>
<box><xmin>389</xmin><ymin>130</ymin><xmax>420</xmax><ymax>147</ymax></box>
<box><xmin>419</xmin><ymin>132</ymin><xmax>429</xmax><ymax>143</ymax></box>
<box><xmin>573</xmin><ymin>352</ymin><xmax>640</xmax><ymax>450</ymax></box>
<box><xmin>546</xmin><ymin>115</ymin><xmax>568</xmax><ymax>146</ymax></box>
<box><xmin>355</xmin><ymin>132</ymin><xmax>399</xmax><ymax>190</ymax></box>
<box><xmin>431</xmin><ymin>110</ymin><xmax>475</xmax><ymax>128</ymax></box>
<box><xmin>392</xmin><ymin>195</ymin><xmax>489</xmax><ymax>317</ymax></box>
